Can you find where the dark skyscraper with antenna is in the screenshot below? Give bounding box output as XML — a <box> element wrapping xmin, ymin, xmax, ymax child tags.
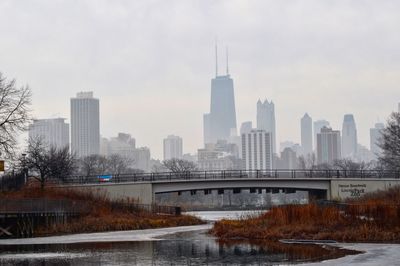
<box><xmin>203</xmin><ymin>45</ymin><xmax>237</xmax><ymax>144</ymax></box>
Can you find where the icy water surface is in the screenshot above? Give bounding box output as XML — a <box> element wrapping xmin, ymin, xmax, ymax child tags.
<box><xmin>0</xmin><ymin>211</ymin><xmax>358</xmax><ymax>265</ymax></box>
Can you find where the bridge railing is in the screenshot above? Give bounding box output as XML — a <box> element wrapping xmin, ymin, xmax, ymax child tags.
<box><xmin>57</xmin><ymin>169</ymin><xmax>400</xmax><ymax>185</ymax></box>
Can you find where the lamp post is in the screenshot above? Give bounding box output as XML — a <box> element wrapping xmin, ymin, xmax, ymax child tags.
<box><xmin>21</xmin><ymin>153</ymin><xmax>27</xmax><ymax>184</ymax></box>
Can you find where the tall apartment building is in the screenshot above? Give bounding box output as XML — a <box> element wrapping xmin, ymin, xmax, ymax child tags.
<box><xmin>316</xmin><ymin>127</ymin><xmax>341</xmax><ymax>164</ymax></box>
<box><xmin>241</xmin><ymin>129</ymin><xmax>272</xmax><ymax>170</ymax></box>
<box><xmin>370</xmin><ymin>122</ymin><xmax>385</xmax><ymax>158</ymax></box>
<box><xmin>28</xmin><ymin>118</ymin><xmax>69</xmax><ymax>149</ymax></box>
<box><xmin>301</xmin><ymin>113</ymin><xmax>313</xmax><ymax>155</ymax></box>
<box><xmin>163</xmin><ymin>135</ymin><xmax>183</xmax><ymax>160</ymax></box>
<box><xmin>70</xmin><ymin>92</ymin><xmax>100</xmax><ymax>158</ymax></box>
<box><xmin>256</xmin><ymin>99</ymin><xmax>276</xmax><ymax>154</ymax></box>
<box><xmin>313</xmin><ymin>119</ymin><xmax>330</xmax><ymax>151</ymax></box>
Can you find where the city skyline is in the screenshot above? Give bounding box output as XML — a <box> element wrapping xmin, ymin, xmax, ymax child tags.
<box><xmin>2</xmin><ymin>1</ymin><xmax>400</xmax><ymax>159</ymax></box>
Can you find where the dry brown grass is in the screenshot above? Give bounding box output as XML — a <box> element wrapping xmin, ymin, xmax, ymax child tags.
<box><xmin>211</xmin><ymin>186</ymin><xmax>400</xmax><ymax>243</ymax></box>
<box><xmin>1</xmin><ymin>182</ymin><xmax>204</xmax><ymax>236</ymax></box>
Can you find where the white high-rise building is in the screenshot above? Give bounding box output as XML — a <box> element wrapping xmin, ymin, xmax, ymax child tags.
<box><xmin>370</xmin><ymin>122</ymin><xmax>384</xmax><ymax>158</ymax></box>
<box><xmin>242</xmin><ymin>129</ymin><xmax>272</xmax><ymax>170</ymax></box>
<box><xmin>317</xmin><ymin>127</ymin><xmax>341</xmax><ymax>164</ymax></box>
<box><xmin>28</xmin><ymin>118</ymin><xmax>69</xmax><ymax>149</ymax></box>
<box><xmin>71</xmin><ymin>92</ymin><xmax>100</xmax><ymax>158</ymax></box>
<box><xmin>257</xmin><ymin>99</ymin><xmax>276</xmax><ymax>155</ymax></box>
<box><xmin>313</xmin><ymin>119</ymin><xmax>330</xmax><ymax>150</ymax></box>
<box><xmin>342</xmin><ymin>114</ymin><xmax>358</xmax><ymax>158</ymax></box>
<box><xmin>301</xmin><ymin>113</ymin><xmax>313</xmax><ymax>155</ymax></box>
<box><xmin>163</xmin><ymin>135</ymin><xmax>183</xmax><ymax>160</ymax></box>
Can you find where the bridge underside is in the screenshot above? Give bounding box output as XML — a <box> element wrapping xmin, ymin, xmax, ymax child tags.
<box><xmin>152</xmin><ymin>178</ymin><xmax>331</xmax><ymax>203</ymax></box>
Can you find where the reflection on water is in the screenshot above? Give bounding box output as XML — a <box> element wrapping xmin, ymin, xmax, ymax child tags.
<box><xmin>0</xmin><ymin>230</ymin><xmax>358</xmax><ymax>266</ymax></box>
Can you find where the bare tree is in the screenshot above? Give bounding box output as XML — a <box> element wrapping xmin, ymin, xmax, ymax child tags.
<box><xmin>0</xmin><ymin>73</ymin><xmax>32</xmax><ymax>158</ymax></box>
<box><xmin>107</xmin><ymin>154</ymin><xmax>131</xmax><ymax>176</ymax></box>
<box><xmin>298</xmin><ymin>153</ymin><xmax>317</xmax><ymax>169</ymax></box>
<box><xmin>79</xmin><ymin>154</ymin><xmax>109</xmax><ymax>176</ymax></box>
<box><xmin>22</xmin><ymin>138</ymin><xmax>76</xmax><ymax>189</ymax></box>
<box><xmin>378</xmin><ymin>112</ymin><xmax>400</xmax><ymax>171</ymax></box>
<box><xmin>333</xmin><ymin>158</ymin><xmax>372</xmax><ymax>171</ymax></box>
<box><xmin>162</xmin><ymin>158</ymin><xmax>198</xmax><ymax>173</ymax></box>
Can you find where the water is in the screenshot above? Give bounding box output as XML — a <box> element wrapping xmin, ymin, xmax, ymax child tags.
<box><xmin>0</xmin><ymin>211</ymin><xmax>355</xmax><ymax>266</ymax></box>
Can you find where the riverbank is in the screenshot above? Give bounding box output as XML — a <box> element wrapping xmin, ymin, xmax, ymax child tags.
<box><xmin>0</xmin><ymin>224</ymin><xmax>212</xmax><ymax>245</ymax></box>
<box><xmin>1</xmin><ymin>185</ymin><xmax>204</xmax><ymax>236</ymax></box>
<box><xmin>211</xmin><ymin>186</ymin><xmax>400</xmax><ymax>243</ymax></box>
<box><xmin>1</xmin><ymin>220</ymin><xmax>400</xmax><ymax>266</ymax></box>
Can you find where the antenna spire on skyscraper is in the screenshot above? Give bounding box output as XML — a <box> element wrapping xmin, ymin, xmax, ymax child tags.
<box><xmin>215</xmin><ymin>39</ymin><xmax>218</xmax><ymax>77</ymax></box>
<box><xmin>226</xmin><ymin>46</ymin><xmax>229</xmax><ymax>75</ymax></box>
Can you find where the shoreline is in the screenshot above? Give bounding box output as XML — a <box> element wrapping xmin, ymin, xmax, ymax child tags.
<box><xmin>0</xmin><ymin>224</ymin><xmax>212</xmax><ymax>245</ymax></box>
<box><xmin>1</xmin><ymin>223</ymin><xmax>400</xmax><ymax>265</ymax></box>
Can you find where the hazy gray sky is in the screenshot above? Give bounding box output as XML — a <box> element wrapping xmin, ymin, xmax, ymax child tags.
<box><xmin>1</xmin><ymin>0</ymin><xmax>399</xmax><ymax>159</ymax></box>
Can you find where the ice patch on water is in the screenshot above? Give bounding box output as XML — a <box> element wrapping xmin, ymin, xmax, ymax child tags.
<box><xmin>0</xmin><ymin>252</ymin><xmax>87</xmax><ymax>260</ymax></box>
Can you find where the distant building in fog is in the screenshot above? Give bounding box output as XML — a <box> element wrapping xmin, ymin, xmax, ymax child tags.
<box><xmin>242</xmin><ymin>129</ymin><xmax>272</xmax><ymax>170</ymax></box>
<box><xmin>341</xmin><ymin>114</ymin><xmax>358</xmax><ymax>159</ymax></box>
<box><xmin>203</xmin><ymin>50</ymin><xmax>237</xmax><ymax>144</ymax></box>
<box><xmin>108</xmin><ymin>133</ymin><xmax>136</xmax><ymax>157</ymax></box>
<box><xmin>301</xmin><ymin>113</ymin><xmax>313</xmax><ymax>155</ymax></box>
<box><xmin>278</xmin><ymin>147</ymin><xmax>298</xmax><ymax>170</ymax></box>
<box><xmin>370</xmin><ymin>122</ymin><xmax>384</xmax><ymax>158</ymax></box>
<box><xmin>197</xmin><ymin>140</ymin><xmax>240</xmax><ymax>170</ymax></box>
<box><xmin>71</xmin><ymin>92</ymin><xmax>100</xmax><ymax>158</ymax></box>
<box><xmin>257</xmin><ymin>99</ymin><xmax>276</xmax><ymax>154</ymax></box>
<box><xmin>163</xmin><ymin>135</ymin><xmax>183</xmax><ymax>160</ymax></box>
<box><xmin>132</xmin><ymin>147</ymin><xmax>151</xmax><ymax>172</ymax></box>
<box><xmin>317</xmin><ymin>127</ymin><xmax>341</xmax><ymax>164</ymax></box>
<box><xmin>355</xmin><ymin>144</ymin><xmax>375</xmax><ymax>163</ymax></box>
<box><xmin>28</xmin><ymin>118</ymin><xmax>69</xmax><ymax>149</ymax></box>
<box><xmin>240</xmin><ymin>121</ymin><xmax>253</xmax><ymax>135</ymax></box>
<box><xmin>314</xmin><ymin>119</ymin><xmax>330</xmax><ymax>151</ymax></box>
<box><xmin>100</xmin><ymin>133</ymin><xmax>150</xmax><ymax>172</ymax></box>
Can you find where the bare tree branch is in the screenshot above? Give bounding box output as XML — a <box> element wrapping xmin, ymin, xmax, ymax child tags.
<box><xmin>0</xmin><ymin>73</ymin><xmax>32</xmax><ymax>159</ymax></box>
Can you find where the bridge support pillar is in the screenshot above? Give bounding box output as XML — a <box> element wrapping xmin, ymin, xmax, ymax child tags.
<box><xmin>308</xmin><ymin>190</ymin><xmax>329</xmax><ymax>201</ymax></box>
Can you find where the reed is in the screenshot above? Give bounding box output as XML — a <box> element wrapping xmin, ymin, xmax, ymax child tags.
<box><xmin>1</xmin><ymin>183</ymin><xmax>204</xmax><ymax>236</ymax></box>
<box><xmin>211</xmin><ymin>187</ymin><xmax>400</xmax><ymax>243</ymax></box>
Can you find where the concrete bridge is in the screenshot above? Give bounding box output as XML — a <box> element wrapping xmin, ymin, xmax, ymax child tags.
<box><xmin>62</xmin><ymin>170</ymin><xmax>400</xmax><ymax>204</ymax></box>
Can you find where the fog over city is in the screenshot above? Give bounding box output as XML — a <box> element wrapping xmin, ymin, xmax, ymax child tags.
<box><xmin>1</xmin><ymin>0</ymin><xmax>399</xmax><ymax>159</ymax></box>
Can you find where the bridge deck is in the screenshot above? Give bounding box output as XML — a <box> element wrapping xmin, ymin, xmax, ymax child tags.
<box><xmin>60</xmin><ymin>169</ymin><xmax>400</xmax><ymax>185</ymax></box>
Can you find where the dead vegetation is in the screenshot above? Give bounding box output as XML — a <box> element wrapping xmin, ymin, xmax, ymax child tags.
<box><xmin>1</xmin><ymin>183</ymin><xmax>204</xmax><ymax>236</ymax></box>
<box><xmin>211</xmin><ymin>186</ymin><xmax>400</xmax><ymax>243</ymax></box>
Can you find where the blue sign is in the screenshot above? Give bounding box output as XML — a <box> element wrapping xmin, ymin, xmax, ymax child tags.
<box><xmin>98</xmin><ymin>175</ymin><xmax>112</xmax><ymax>182</ymax></box>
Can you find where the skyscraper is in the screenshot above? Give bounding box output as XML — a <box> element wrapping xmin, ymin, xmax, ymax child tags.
<box><xmin>341</xmin><ymin>114</ymin><xmax>358</xmax><ymax>158</ymax></box>
<box><xmin>370</xmin><ymin>122</ymin><xmax>384</xmax><ymax>157</ymax></box>
<box><xmin>28</xmin><ymin>118</ymin><xmax>69</xmax><ymax>149</ymax></box>
<box><xmin>313</xmin><ymin>119</ymin><xmax>330</xmax><ymax>150</ymax></box>
<box><xmin>317</xmin><ymin>127</ymin><xmax>341</xmax><ymax>164</ymax></box>
<box><xmin>203</xmin><ymin>46</ymin><xmax>237</xmax><ymax>144</ymax></box>
<box><xmin>71</xmin><ymin>92</ymin><xmax>100</xmax><ymax>158</ymax></box>
<box><xmin>301</xmin><ymin>113</ymin><xmax>313</xmax><ymax>155</ymax></box>
<box><xmin>256</xmin><ymin>99</ymin><xmax>276</xmax><ymax>154</ymax></box>
<box><xmin>163</xmin><ymin>135</ymin><xmax>183</xmax><ymax>160</ymax></box>
<box><xmin>242</xmin><ymin>129</ymin><xmax>272</xmax><ymax>170</ymax></box>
